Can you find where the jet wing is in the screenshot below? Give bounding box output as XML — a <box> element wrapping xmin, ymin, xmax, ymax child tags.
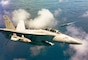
<box><xmin>0</xmin><ymin>28</ymin><xmax>54</xmax><ymax>41</ymax></box>
<box><xmin>0</xmin><ymin>28</ymin><xmax>48</xmax><ymax>35</ymax></box>
<box><xmin>0</xmin><ymin>28</ymin><xmax>55</xmax><ymax>46</ymax></box>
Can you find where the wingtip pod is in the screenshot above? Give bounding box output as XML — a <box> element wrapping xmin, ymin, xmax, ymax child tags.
<box><xmin>53</xmin><ymin>34</ymin><xmax>82</xmax><ymax>45</ymax></box>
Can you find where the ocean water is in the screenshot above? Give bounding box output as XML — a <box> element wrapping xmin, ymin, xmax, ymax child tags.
<box><xmin>0</xmin><ymin>0</ymin><xmax>88</xmax><ymax>60</ymax></box>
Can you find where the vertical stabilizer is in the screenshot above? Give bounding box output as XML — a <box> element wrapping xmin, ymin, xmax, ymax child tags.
<box><xmin>3</xmin><ymin>15</ymin><xmax>15</xmax><ymax>30</ymax></box>
<box><xmin>16</xmin><ymin>20</ymin><xmax>25</xmax><ymax>31</ymax></box>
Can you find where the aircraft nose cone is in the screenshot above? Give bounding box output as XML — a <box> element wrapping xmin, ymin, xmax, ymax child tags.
<box><xmin>68</xmin><ymin>39</ymin><xmax>82</xmax><ymax>44</ymax></box>
<box><xmin>53</xmin><ymin>34</ymin><xmax>82</xmax><ymax>44</ymax></box>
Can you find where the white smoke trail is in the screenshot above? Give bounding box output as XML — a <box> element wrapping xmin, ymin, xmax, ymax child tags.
<box><xmin>12</xmin><ymin>9</ymin><xmax>57</xmax><ymax>29</ymax></box>
<box><xmin>66</xmin><ymin>25</ymin><xmax>88</xmax><ymax>60</ymax></box>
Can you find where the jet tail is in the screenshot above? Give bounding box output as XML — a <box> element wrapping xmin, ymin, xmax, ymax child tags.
<box><xmin>3</xmin><ymin>15</ymin><xmax>15</xmax><ymax>30</ymax></box>
<box><xmin>16</xmin><ymin>20</ymin><xmax>25</xmax><ymax>31</ymax></box>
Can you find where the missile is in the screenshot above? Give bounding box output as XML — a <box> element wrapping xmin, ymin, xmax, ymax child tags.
<box><xmin>11</xmin><ymin>33</ymin><xmax>31</xmax><ymax>43</ymax></box>
<box><xmin>60</xmin><ymin>21</ymin><xmax>79</xmax><ymax>27</ymax></box>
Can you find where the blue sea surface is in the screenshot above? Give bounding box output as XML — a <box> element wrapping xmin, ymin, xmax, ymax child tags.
<box><xmin>0</xmin><ymin>0</ymin><xmax>88</xmax><ymax>60</ymax></box>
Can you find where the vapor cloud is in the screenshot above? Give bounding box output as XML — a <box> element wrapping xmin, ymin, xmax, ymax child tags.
<box><xmin>0</xmin><ymin>0</ymin><xmax>10</xmax><ymax>6</ymax></box>
<box><xmin>66</xmin><ymin>25</ymin><xmax>88</xmax><ymax>60</ymax></box>
<box><xmin>81</xmin><ymin>11</ymin><xmax>88</xmax><ymax>17</ymax></box>
<box><xmin>59</xmin><ymin>0</ymin><xmax>64</xmax><ymax>2</ymax></box>
<box><xmin>58</xmin><ymin>0</ymin><xmax>68</xmax><ymax>3</ymax></box>
<box><xmin>13</xmin><ymin>58</ymin><xmax>26</xmax><ymax>60</ymax></box>
<box><xmin>54</xmin><ymin>8</ymin><xmax>62</xmax><ymax>17</ymax></box>
<box><xmin>12</xmin><ymin>9</ymin><xmax>31</xmax><ymax>26</ymax></box>
<box><xmin>12</xmin><ymin>9</ymin><xmax>57</xmax><ymax>29</ymax></box>
<box><xmin>28</xmin><ymin>9</ymin><xmax>57</xmax><ymax>29</ymax></box>
<box><xmin>30</xmin><ymin>46</ymin><xmax>45</xmax><ymax>56</ymax></box>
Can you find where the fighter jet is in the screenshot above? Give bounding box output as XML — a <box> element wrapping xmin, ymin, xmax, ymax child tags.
<box><xmin>0</xmin><ymin>15</ymin><xmax>82</xmax><ymax>46</ymax></box>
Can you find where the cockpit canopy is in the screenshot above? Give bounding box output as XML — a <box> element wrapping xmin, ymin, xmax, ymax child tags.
<box><xmin>44</xmin><ymin>28</ymin><xmax>61</xmax><ymax>34</ymax></box>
